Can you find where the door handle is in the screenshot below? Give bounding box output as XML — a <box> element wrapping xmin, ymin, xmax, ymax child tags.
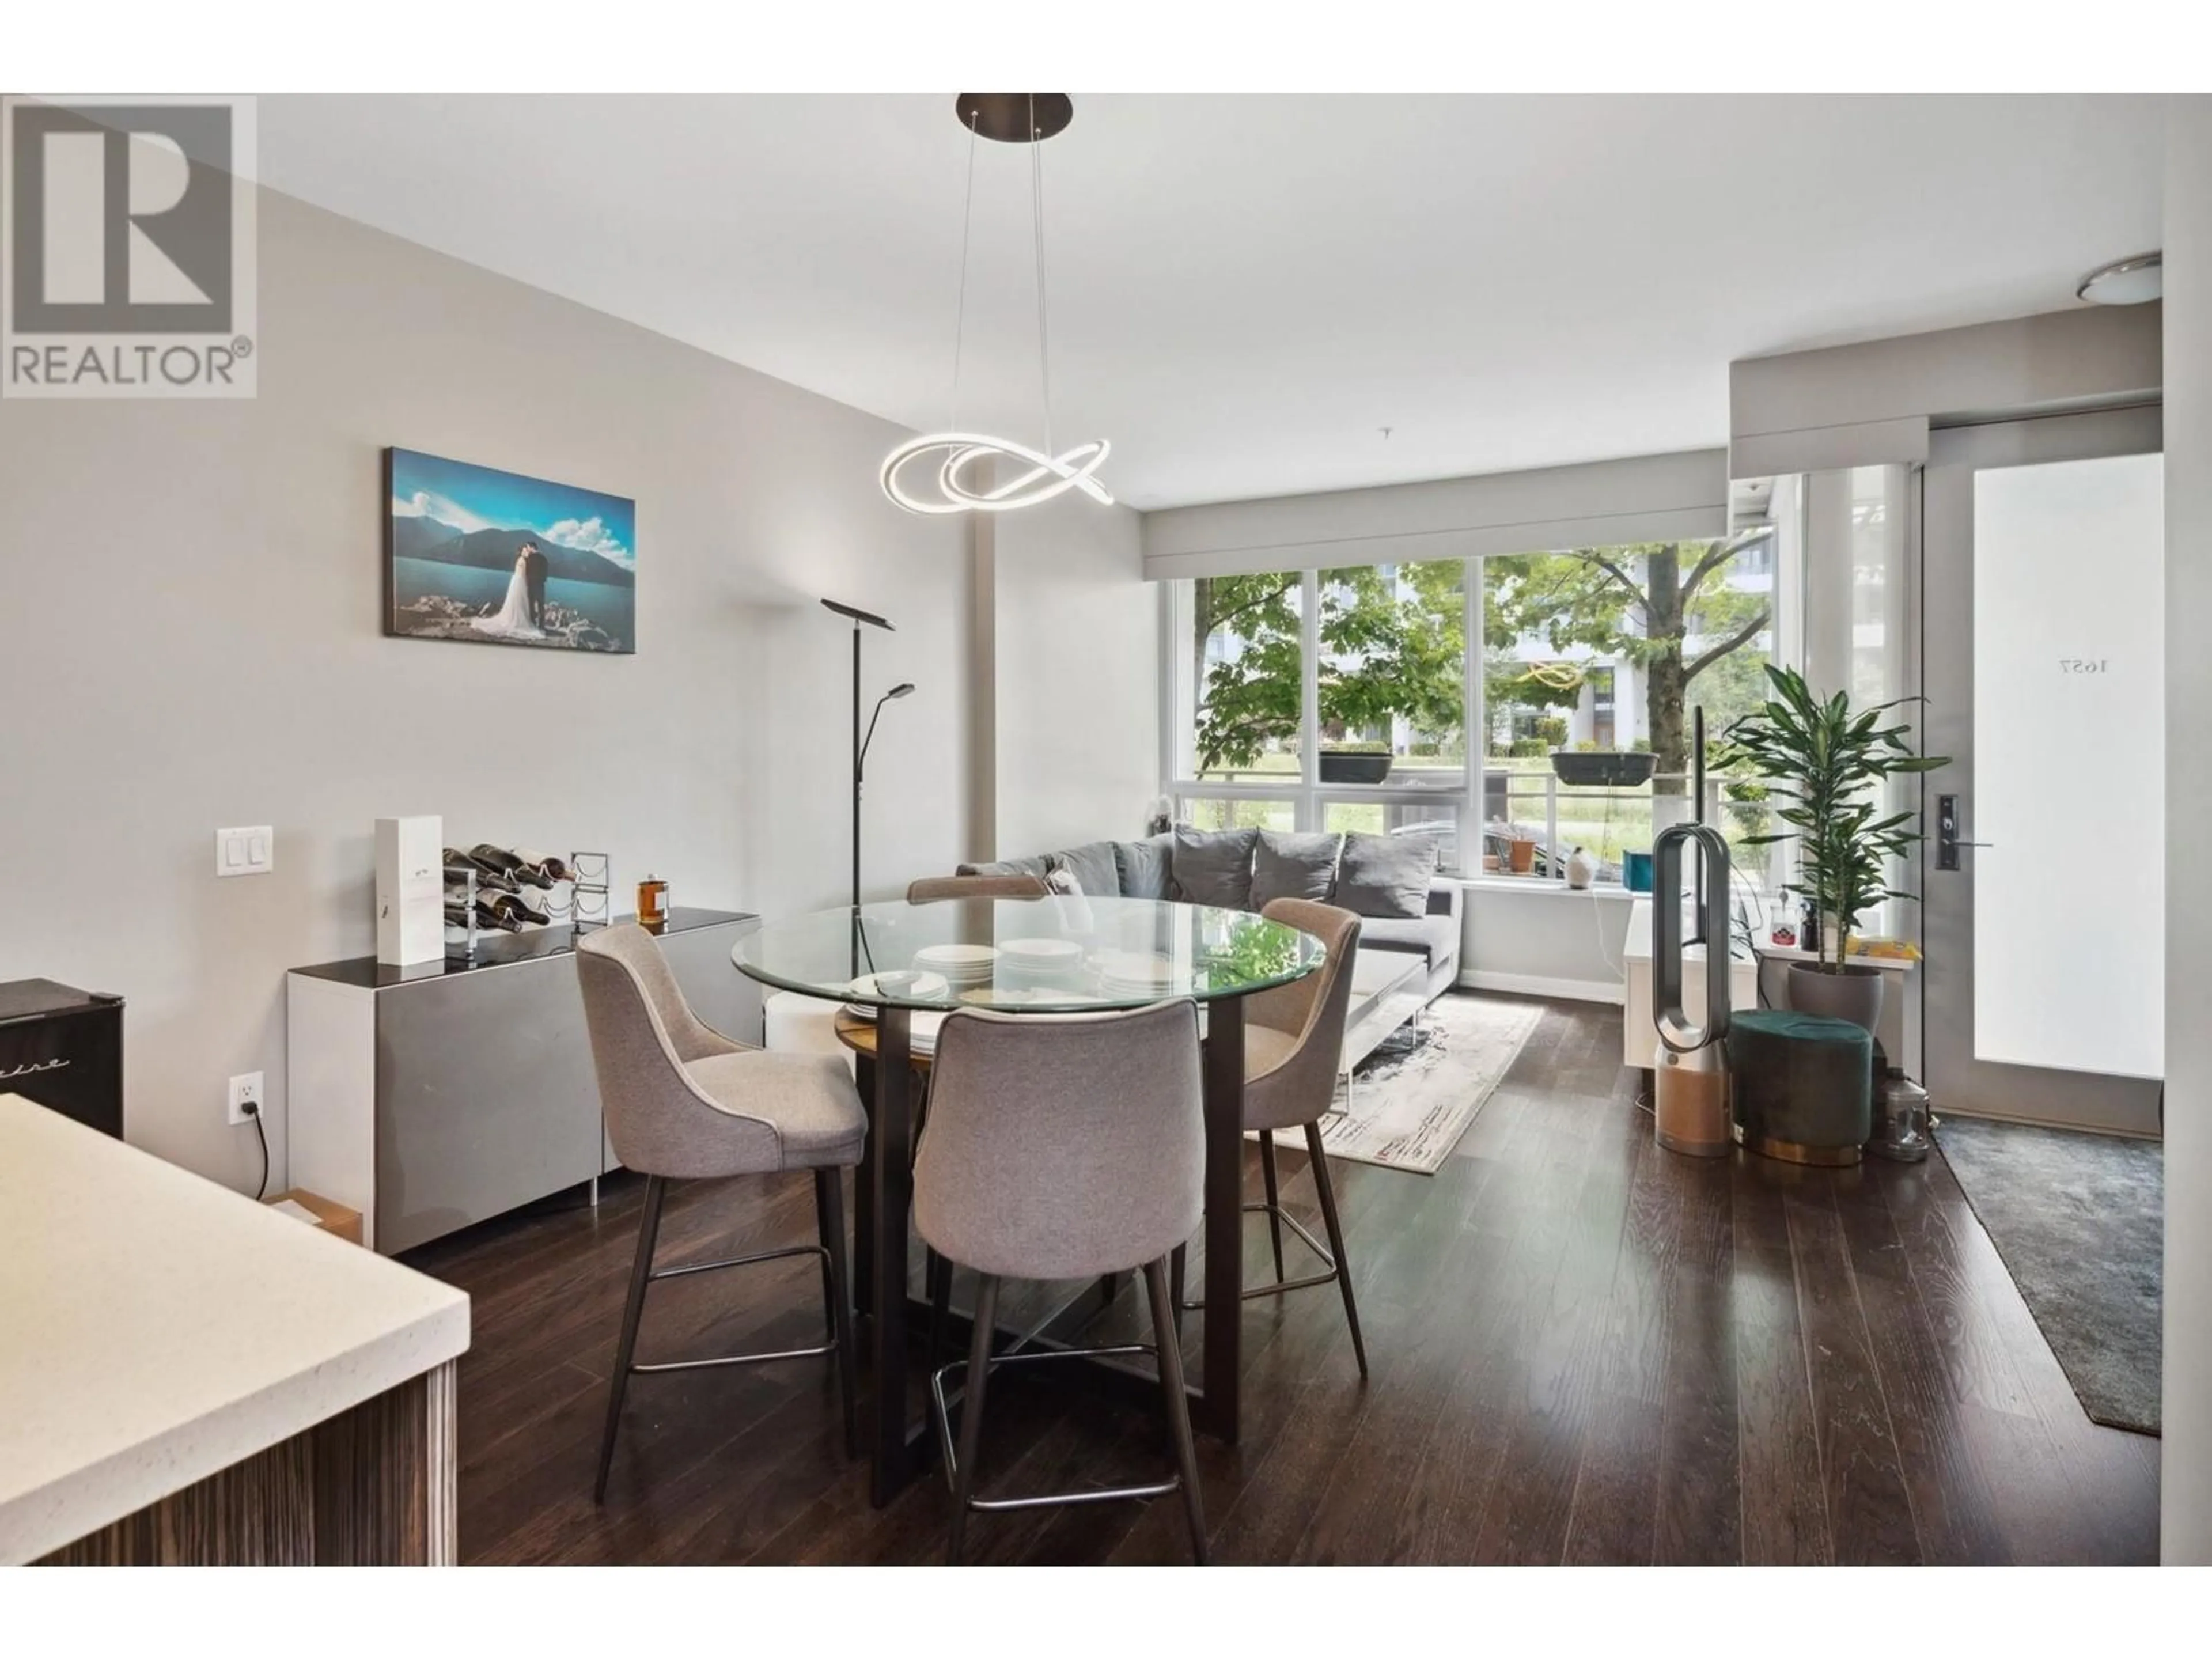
<box><xmin>1936</xmin><ymin>793</ymin><xmax>1992</xmax><ymax>870</ymax></box>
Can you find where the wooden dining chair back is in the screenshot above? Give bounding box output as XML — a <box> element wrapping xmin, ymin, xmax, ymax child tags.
<box><xmin>904</xmin><ymin>873</ymin><xmax>1050</xmax><ymax>903</ymax></box>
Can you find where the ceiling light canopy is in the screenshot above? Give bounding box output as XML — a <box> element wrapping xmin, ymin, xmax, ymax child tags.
<box><xmin>2077</xmin><ymin>251</ymin><xmax>2162</xmax><ymax>305</ymax></box>
<box><xmin>881</xmin><ymin>94</ymin><xmax>1111</xmax><ymax>518</ymax></box>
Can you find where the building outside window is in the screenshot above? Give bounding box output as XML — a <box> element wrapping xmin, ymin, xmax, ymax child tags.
<box><xmin>1589</xmin><ymin>666</ymin><xmax>1617</xmax><ymax>749</ymax></box>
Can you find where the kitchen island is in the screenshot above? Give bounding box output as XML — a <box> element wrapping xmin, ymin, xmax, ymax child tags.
<box><xmin>0</xmin><ymin>1094</ymin><xmax>469</xmax><ymax>1565</ymax></box>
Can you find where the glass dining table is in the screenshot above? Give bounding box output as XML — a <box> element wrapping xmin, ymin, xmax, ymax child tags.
<box><xmin>731</xmin><ymin>893</ymin><xmax>1326</xmax><ymax>1507</ymax></box>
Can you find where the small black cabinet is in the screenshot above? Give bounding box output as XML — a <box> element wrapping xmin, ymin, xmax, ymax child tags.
<box><xmin>0</xmin><ymin>979</ymin><xmax>124</xmax><ymax>1138</ymax></box>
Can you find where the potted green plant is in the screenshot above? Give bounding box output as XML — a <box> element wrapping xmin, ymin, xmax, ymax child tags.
<box><xmin>1719</xmin><ymin>665</ymin><xmax>1949</xmax><ymax>1031</ymax></box>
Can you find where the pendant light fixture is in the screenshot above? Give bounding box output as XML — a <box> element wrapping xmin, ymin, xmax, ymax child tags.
<box><xmin>880</xmin><ymin>94</ymin><xmax>1112</xmax><ymax>516</ymax></box>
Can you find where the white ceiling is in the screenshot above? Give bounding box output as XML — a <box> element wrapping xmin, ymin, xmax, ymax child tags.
<box><xmin>259</xmin><ymin>94</ymin><xmax>2166</xmax><ymax>510</ymax></box>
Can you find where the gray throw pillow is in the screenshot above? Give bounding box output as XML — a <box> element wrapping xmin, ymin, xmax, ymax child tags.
<box><xmin>1113</xmin><ymin>834</ymin><xmax>1175</xmax><ymax>900</ymax></box>
<box><xmin>1169</xmin><ymin>825</ymin><xmax>1259</xmax><ymax>910</ymax></box>
<box><xmin>1046</xmin><ymin>840</ymin><xmax>1122</xmax><ymax>897</ymax></box>
<box><xmin>1251</xmin><ymin>831</ymin><xmax>1342</xmax><ymax>910</ymax></box>
<box><xmin>1335</xmin><ymin>832</ymin><xmax>1439</xmax><ymax>920</ymax></box>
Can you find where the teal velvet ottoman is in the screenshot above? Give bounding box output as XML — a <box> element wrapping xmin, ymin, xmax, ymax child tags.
<box><xmin>1725</xmin><ymin>1009</ymin><xmax>1873</xmax><ymax>1167</ymax></box>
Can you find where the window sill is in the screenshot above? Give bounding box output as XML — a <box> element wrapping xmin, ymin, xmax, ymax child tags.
<box><xmin>1447</xmin><ymin>875</ymin><xmax>1640</xmax><ymax>900</ymax></box>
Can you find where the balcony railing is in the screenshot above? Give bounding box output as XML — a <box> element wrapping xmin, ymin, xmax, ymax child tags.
<box><xmin>1179</xmin><ymin>759</ymin><xmax>1779</xmax><ymax>891</ymax></box>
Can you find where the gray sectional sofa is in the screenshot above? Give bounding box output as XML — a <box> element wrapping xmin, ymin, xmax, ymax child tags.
<box><xmin>959</xmin><ymin>825</ymin><xmax>1464</xmax><ymax>1003</ymax></box>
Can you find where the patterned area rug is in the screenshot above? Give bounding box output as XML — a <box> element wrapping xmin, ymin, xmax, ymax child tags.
<box><xmin>1264</xmin><ymin>992</ymin><xmax>1543</xmax><ymax>1175</ymax></box>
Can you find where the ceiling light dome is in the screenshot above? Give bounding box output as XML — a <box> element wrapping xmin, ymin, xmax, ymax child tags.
<box><xmin>2078</xmin><ymin>252</ymin><xmax>2162</xmax><ymax>305</ymax></box>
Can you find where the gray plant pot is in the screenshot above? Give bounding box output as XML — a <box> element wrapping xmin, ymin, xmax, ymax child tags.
<box><xmin>1548</xmin><ymin>751</ymin><xmax>1659</xmax><ymax>789</ymax></box>
<box><xmin>1788</xmin><ymin>962</ymin><xmax>1885</xmax><ymax>1032</ymax></box>
<box><xmin>1319</xmin><ymin>751</ymin><xmax>1393</xmax><ymax>785</ymax></box>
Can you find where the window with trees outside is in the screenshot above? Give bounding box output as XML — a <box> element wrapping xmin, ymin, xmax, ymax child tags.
<box><xmin>1165</xmin><ymin>532</ymin><xmax>1787</xmax><ymax>889</ymax></box>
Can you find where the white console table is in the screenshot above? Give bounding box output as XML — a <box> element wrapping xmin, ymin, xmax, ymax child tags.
<box><xmin>287</xmin><ymin>909</ymin><xmax>759</xmax><ymax>1255</ymax></box>
<box><xmin>1620</xmin><ymin>898</ymin><xmax>1759</xmax><ymax>1070</ymax></box>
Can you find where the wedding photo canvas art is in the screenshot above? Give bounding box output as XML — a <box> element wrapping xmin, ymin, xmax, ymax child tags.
<box><xmin>384</xmin><ymin>448</ymin><xmax>637</xmax><ymax>653</ymax></box>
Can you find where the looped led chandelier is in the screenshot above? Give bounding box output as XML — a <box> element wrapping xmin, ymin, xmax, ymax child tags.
<box><xmin>881</xmin><ymin>94</ymin><xmax>1112</xmax><ymax>517</ymax></box>
<box><xmin>880</xmin><ymin>433</ymin><xmax>1111</xmax><ymax>516</ymax></box>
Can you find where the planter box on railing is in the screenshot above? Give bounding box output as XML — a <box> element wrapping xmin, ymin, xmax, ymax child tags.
<box><xmin>1548</xmin><ymin>751</ymin><xmax>1658</xmax><ymax>789</ymax></box>
<box><xmin>1319</xmin><ymin>751</ymin><xmax>1394</xmax><ymax>785</ymax></box>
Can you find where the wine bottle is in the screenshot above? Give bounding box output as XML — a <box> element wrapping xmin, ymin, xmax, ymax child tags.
<box><xmin>510</xmin><ymin>847</ymin><xmax>569</xmax><ymax>887</ymax></box>
<box><xmin>507</xmin><ymin>888</ymin><xmax>556</xmax><ymax>927</ymax></box>
<box><xmin>468</xmin><ymin>843</ymin><xmax>527</xmax><ymax>877</ymax></box>
<box><xmin>448</xmin><ymin>848</ymin><xmax>518</xmax><ymax>892</ymax></box>
<box><xmin>483</xmin><ymin>890</ymin><xmax>554</xmax><ymax>929</ymax></box>
<box><xmin>476</xmin><ymin>897</ymin><xmax>525</xmax><ymax>932</ymax></box>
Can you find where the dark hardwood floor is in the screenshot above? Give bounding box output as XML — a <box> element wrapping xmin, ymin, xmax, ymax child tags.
<box><xmin>406</xmin><ymin>999</ymin><xmax>2160</xmax><ymax>1565</ymax></box>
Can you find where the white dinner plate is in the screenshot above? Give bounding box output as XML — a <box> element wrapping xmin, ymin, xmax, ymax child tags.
<box><xmin>846</xmin><ymin>969</ymin><xmax>949</xmax><ymax>1007</ymax></box>
<box><xmin>999</xmin><ymin>937</ymin><xmax>1084</xmax><ymax>964</ymax></box>
<box><xmin>1096</xmin><ymin>951</ymin><xmax>1174</xmax><ymax>983</ymax></box>
<box><xmin>959</xmin><ymin>986</ymin><xmax>1105</xmax><ymax>1007</ymax></box>
<box><xmin>915</xmin><ymin>942</ymin><xmax>998</xmax><ymax>966</ymax></box>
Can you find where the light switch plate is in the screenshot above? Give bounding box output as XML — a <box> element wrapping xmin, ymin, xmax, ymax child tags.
<box><xmin>217</xmin><ymin>826</ymin><xmax>274</xmax><ymax>877</ymax></box>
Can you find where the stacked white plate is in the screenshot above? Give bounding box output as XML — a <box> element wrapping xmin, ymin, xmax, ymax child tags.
<box><xmin>843</xmin><ymin>969</ymin><xmax>949</xmax><ymax>1013</ymax></box>
<box><xmin>843</xmin><ymin>970</ymin><xmax>950</xmax><ymax>1052</ymax></box>
<box><xmin>912</xmin><ymin>942</ymin><xmax>999</xmax><ymax>990</ymax></box>
<box><xmin>1094</xmin><ymin>949</ymin><xmax>1178</xmax><ymax>1000</ymax></box>
<box><xmin>997</xmin><ymin>936</ymin><xmax>1085</xmax><ymax>986</ymax></box>
<box><xmin>959</xmin><ymin>985</ymin><xmax>1104</xmax><ymax>1009</ymax></box>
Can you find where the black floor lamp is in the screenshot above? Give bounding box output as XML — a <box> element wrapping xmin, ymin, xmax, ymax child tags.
<box><xmin>821</xmin><ymin>599</ymin><xmax>914</xmax><ymax>926</ymax></box>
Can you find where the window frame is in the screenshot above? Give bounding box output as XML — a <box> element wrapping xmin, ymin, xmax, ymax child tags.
<box><xmin>1161</xmin><ymin>543</ymin><xmax>1796</xmax><ymax>895</ymax></box>
<box><xmin>1163</xmin><ymin>567</ymin><xmax>1483</xmax><ymax>866</ymax></box>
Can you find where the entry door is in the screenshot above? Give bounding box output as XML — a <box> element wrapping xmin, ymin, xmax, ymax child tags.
<box><xmin>1920</xmin><ymin>407</ymin><xmax>2164</xmax><ymax>1135</ymax></box>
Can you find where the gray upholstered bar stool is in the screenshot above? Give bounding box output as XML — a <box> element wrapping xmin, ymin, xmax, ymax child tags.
<box><xmin>575</xmin><ymin>924</ymin><xmax>865</xmax><ymax>1503</ymax></box>
<box><xmin>902</xmin><ymin>870</ymin><xmax>1050</xmax><ymax>1326</ymax></box>
<box><xmin>1172</xmin><ymin>897</ymin><xmax>1369</xmax><ymax>1376</ymax></box>
<box><xmin>915</xmin><ymin>999</ymin><xmax>1210</xmax><ymax>1565</ymax></box>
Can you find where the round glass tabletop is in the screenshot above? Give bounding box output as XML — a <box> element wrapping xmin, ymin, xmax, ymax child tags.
<box><xmin>731</xmin><ymin>895</ymin><xmax>1325</xmax><ymax>1013</ymax></box>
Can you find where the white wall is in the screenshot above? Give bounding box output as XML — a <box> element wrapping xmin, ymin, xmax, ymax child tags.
<box><xmin>1142</xmin><ymin>449</ymin><xmax>1727</xmax><ymax>579</ymax></box>
<box><xmin>1461</xmin><ymin>885</ymin><xmax>1634</xmax><ymax>1003</ymax></box>
<box><xmin>0</xmin><ymin>188</ymin><xmax>974</xmax><ymax>1195</ymax></box>
<box><xmin>993</xmin><ymin>496</ymin><xmax>1158</xmax><ymax>853</ymax></box>
<box><xmin>2162</xmin><ymin>93</ymin><xmax>2212</xmax><ymax>1566</ymax></box>
<box><xmin>1730</xmin><ymin>304</ymin><xmax>2164</xmax><ymax>476</ymax></box>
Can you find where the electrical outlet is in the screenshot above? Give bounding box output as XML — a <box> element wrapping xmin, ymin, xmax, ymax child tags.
<box><xmin>228</xmin><ymin>1071</ymin><xmax>264</xmax><ymax>1126</ymax></box>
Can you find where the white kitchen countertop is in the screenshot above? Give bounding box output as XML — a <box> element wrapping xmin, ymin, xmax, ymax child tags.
<box><xmin>0</xmin><ymin>1095</ymin><xmax>469</xmax><ymax>1563</ymax></box>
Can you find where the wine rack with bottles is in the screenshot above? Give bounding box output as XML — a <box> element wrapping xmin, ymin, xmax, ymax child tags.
<box><xmin>442</xmin><ymin>863</ymin><xmax>482</xmax><ymax>961</ymax></box>
<box><xmin>443</xmin><ymin>845</ymin><xmax>613</xmax><ymax>956</ymax></box>
<box><xmin>567</xmin><ymin>851</ymin><xmax>610</xmax><ymax>931</ymax></box>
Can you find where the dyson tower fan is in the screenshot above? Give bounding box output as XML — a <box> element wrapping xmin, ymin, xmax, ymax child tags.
<box><xmin>1650</xmin><ymin>711</ymin><xmax>1734</xmax><ymax>1157</ymax></box>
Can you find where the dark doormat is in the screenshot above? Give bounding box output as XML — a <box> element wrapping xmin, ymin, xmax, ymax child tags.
<box><xmin>1934</xmin><ymin>1115</ymin><xmax>2162</xmax><ymax>1435</ymax></box>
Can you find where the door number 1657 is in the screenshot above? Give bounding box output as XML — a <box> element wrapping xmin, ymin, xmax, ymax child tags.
<box><xmin>2059</xmin><ymin>657</ymin><xmax>2110</xmax><ymax>674</ymax></box>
